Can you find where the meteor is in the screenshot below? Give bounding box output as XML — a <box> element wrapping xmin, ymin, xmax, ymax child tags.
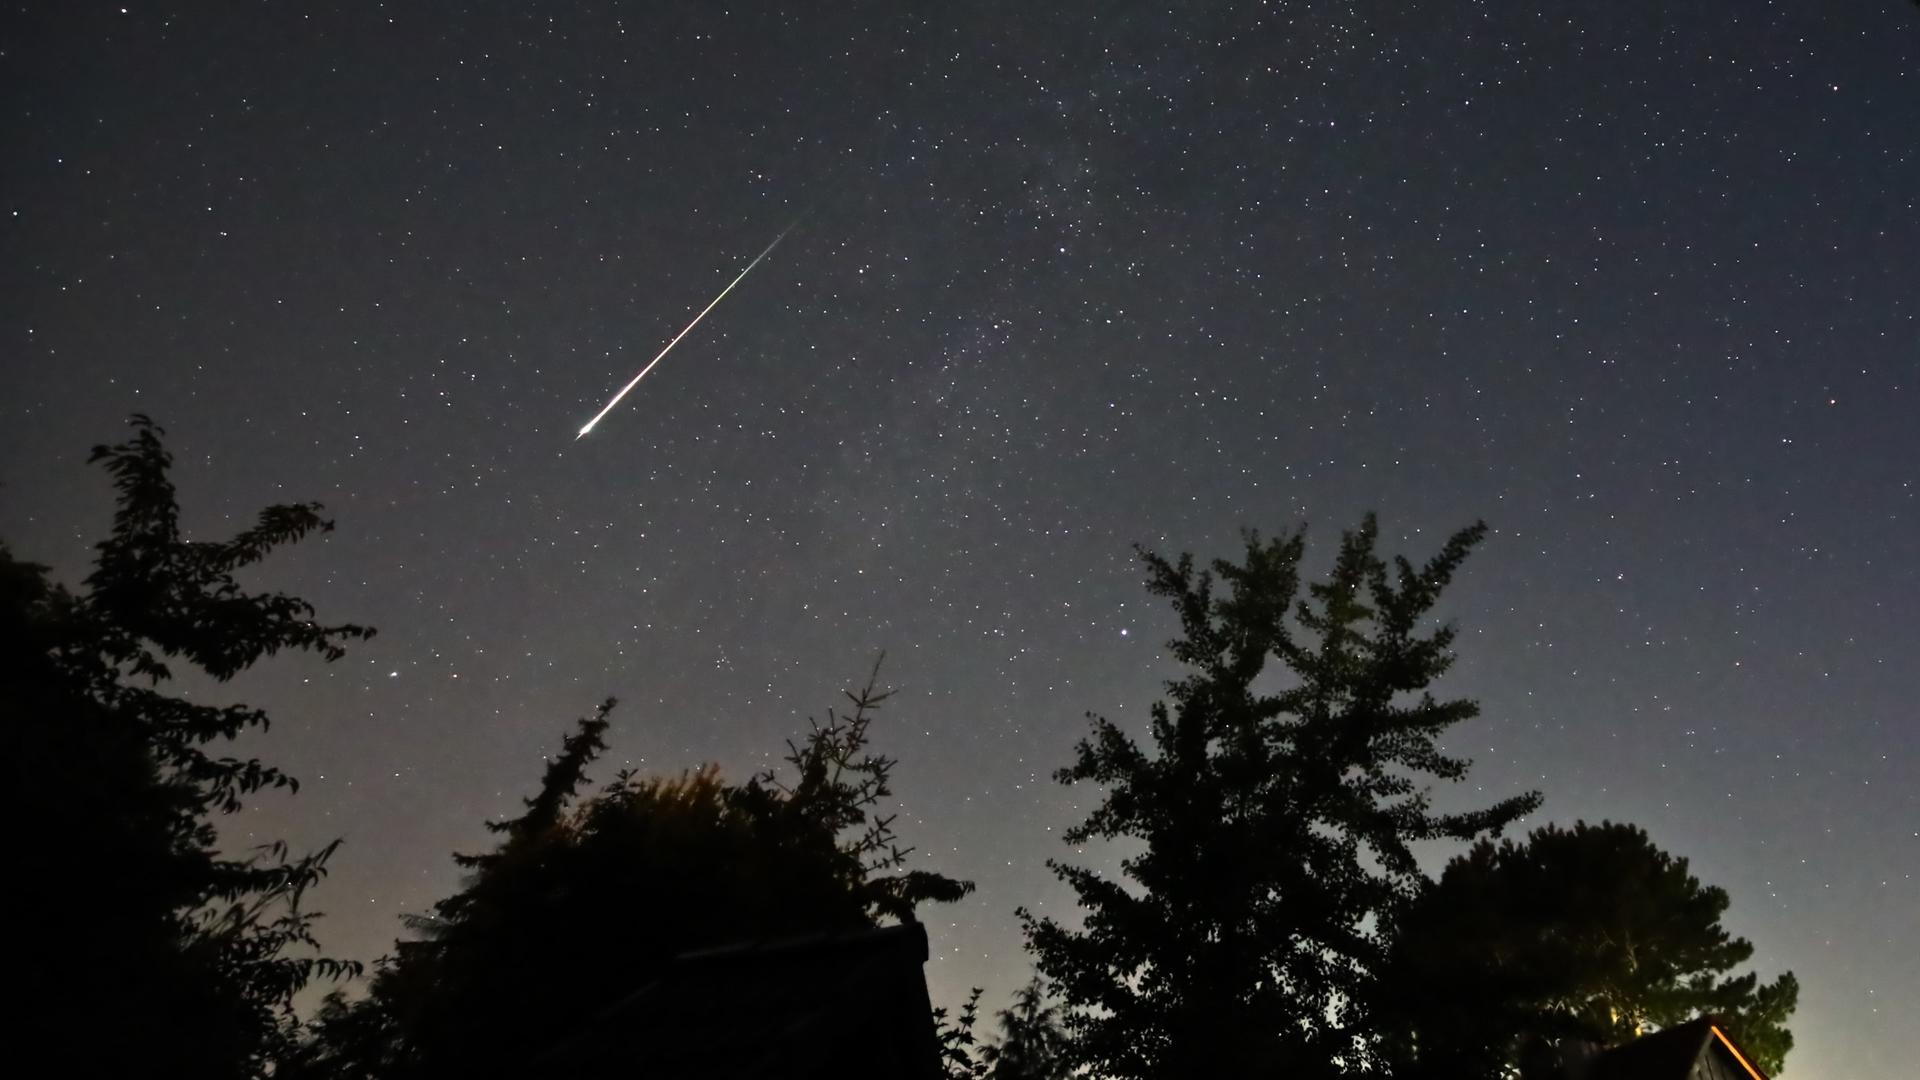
<box><xmin>576</xmin><ymin>217</ymin><xmax>801</xmax><ymax>439</ymax></box>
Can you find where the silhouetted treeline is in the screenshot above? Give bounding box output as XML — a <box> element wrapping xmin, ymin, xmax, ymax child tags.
<box><xmin>1011</xmin><ymin>520</ymin><xmax>1796</xmax><ymax>1077</ymax></box>
<box><xmin>9</xmin><ymin>419</ymin><xmax>1796</xmax><ymax>1078</ymax></box>
<box><xmin>281</xmin><ymin>663</ymin><xmax>973</xmax><ymax>1079</ymax></box>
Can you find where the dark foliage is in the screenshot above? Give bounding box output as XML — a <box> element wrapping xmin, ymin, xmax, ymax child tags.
<box><xmin>936</xmin><ymin>978</ymin><xmax>1071</xmax><ymax>1080</ymax></box>
<box><xmin>4</xmin><ymin>416</ymin><xmax>372</xmax><ymax>1079</ymax></box>
<box><xmin>936</xmin><ymin>987</ymin><xmax>992</xmax><ymax>1079</ymax></box>
<box><xmin>290</xmin><ymin>657</ymin><xmax>972</xmax><ymax>1080</ymax></box>
<box><xmin>988</xmin><ymin>978</ymin><xmax>1073</xmax><ymax>1080</ymax></box>
<box><xmin>1020</xmin><ymin>516</ymin><xmax>1541</xmax><ymax>1078</ymax></box>
<box><xmin>1376</xmin><ymin>820</ymin><xmax>1799</xmax><ymax>1078</ymax></box>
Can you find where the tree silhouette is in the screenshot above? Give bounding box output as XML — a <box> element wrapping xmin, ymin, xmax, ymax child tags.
<box><xmin>5</xmin><ymin>416</ymin><xmax>372</xmax><ymax>1079</ymax></box>
<box><xmin>934</xmin><ymin>978</ymin><xmax>1070</xmax><ymax>1080</ymax></box>
<box><xmin>1375</xmin><ymin>820</ymin><xmax>1799</xmax><ymax>1077</ymax></box>
<box><xmin>936</xmin><ymin>987</ymin><xmax>992</xmax><ymax>1079</ymax></box>
<box><xmin>1019</xmin><ymin>516</ymin><xmax>1541</xmax><ymax>1078</ymax></box>
<box><xmin>987</xmin><ymin>978</ymin><xmax>1072</xmax><ymax>1080</ymax></box>
<box><xmin>292</xmin><ymin>657</ymin><xmax>972</xmax><ymax>1079</ymax></box>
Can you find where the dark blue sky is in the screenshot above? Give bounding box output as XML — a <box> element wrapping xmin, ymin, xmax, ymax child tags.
<box><xmin>3</xmin><ymin>4</ymin><xmax>1914</xmax><ymax>1075</ymax></box>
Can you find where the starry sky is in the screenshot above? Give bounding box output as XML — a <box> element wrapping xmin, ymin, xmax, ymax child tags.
<box><xmin>3</xmin><ymin>3</ymin><xmax>1915</xmax><ymax>1075</ymax></box>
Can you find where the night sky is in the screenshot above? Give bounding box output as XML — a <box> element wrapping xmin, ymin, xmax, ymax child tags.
<box><xmin>3</xmin><ymin>4</ymin><xmax>1915</xmax><ymax>1076</ymax></box>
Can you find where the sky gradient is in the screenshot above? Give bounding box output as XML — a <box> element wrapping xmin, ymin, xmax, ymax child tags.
<box><xmin>3</xmin><ymin>4</ymin><xmax>1915</xmax><ymax>1076</ymax></box>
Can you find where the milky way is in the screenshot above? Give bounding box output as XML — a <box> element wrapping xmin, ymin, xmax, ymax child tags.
<box><xmin>2</xmin><ymin>5</ymin><xmax>1914</xmax><ymax>1076</ymax></box>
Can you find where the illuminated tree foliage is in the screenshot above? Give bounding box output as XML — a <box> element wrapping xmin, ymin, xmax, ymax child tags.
<box><xmin>1020</xmin><ymin>516</ymin><xmax>1541</xmax><ymax>1079</ymax></box>
<box><xmin>291</xmin><ymin>659</ymin><xmax>972</xmax><ymax>1079</ymax></box>
<box><xmin>1375</xmin><ymin>820</ymin><xmax>1799</xmax><ymax>1078</ymax></box>
<box><xmin>5</xmin><ymin>416</ymin><xmax>372</xmax><ymax>1079</ymax></box>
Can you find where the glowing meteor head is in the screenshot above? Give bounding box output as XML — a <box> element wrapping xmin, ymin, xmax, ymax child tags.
<box><xmin>576</xmin><ymin>422</ymin><xmax>595</xmax><ymax>439</ymax></box>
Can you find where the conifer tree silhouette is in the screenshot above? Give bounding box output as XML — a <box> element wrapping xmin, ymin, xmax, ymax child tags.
<box><xmin>1376</xmin><ymin>820</ymin><xmax>1799</xmax><ymax>1077</ymax></box>
<box><xmin>1020</xmin><ymin>516</ymin><xmax>1541</xmax><ymax>1078</ymax></box>
<box><xmin>988</xmin><ymin>978</ymin><xmax>1072</xmax><ymax>1080</ymax></box>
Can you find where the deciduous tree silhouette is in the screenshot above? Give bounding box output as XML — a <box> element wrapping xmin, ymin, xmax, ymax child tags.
<box><xmin>1375</xmin><ymin>820</ymin><xmax>1799</xmax><ymax>1077</ymax></box>
<box><xmin>5</xmin><ymin>416</ymin><xmax>372</xmax><ymax>1079</ymax></box>
<box><xmin>291</xmin><ymin>657</ymin><xmax>972</xmax><ymax>1079</ymax></box>
<box><xmin>936</xmin><ymin>987</ymin><xmax>992</xmax><ymax>1079</ymax></box>
<box><xmin>1019</xmin><ymin>516</ymin><xmax>1541</xmax><ymax>1079</ymax></box>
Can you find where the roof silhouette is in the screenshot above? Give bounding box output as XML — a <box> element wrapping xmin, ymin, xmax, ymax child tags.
<box><xmin>1578</xmin><ymin>1017</ymin><xmax>1770</xmax><ymax>1080</ymax></box>
<box><xmin>534</xmin><ymin>921</ymin><xmax>945</xmax><ymax>1080</ymax></box>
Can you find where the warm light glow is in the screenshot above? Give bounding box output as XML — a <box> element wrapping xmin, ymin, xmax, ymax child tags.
<box><xmin>1710</xmin><ymin>1025</ymin><xmax>1767</xmax><ymax>1080</ymax></box>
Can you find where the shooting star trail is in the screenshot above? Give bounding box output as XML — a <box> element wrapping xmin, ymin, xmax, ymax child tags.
<box><xmin>576</xmin><ymin>217</ymin><xmax>801</xmax><ymax>439</ymax></box>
